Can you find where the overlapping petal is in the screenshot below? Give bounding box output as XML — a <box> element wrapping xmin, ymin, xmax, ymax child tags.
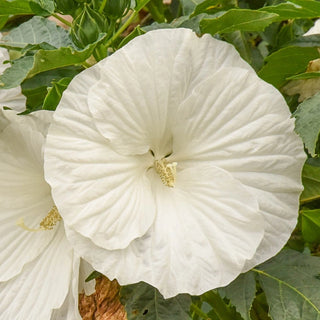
<box><xmin>44</xmin><ymin>66</ymin><xmax>156</xmax><ymax>250</ymax></box>
<box><xmin>0</xmin><ymin>225</ymin><xmax>73</xmax><ymax>320</ymax></box>
<box><xmin>171</xmin><ymin>66</ymin><xmax>306</xmax><ymax>269</ymax></box>
<box><xmin>44</xmin><ymin>28</ymin><xmax>305</xmax><ymax>298</ymax></box>
<box><xmin>65</xmin><ymin>165</ymin><xmax>263</xmax><ymax>298</ymax></box>
<box><xmin>0</xmin><ymin>111</ymin><xmax>55</xmax><ymax>281</ymax></box>
<box><xmin>87</xmin><ymin>29</ymin><xmax>254</xmax><ymax>157</ymax></box>
<box><xmin>0</xmin><ymin>110</ymin><xmax>82</xmax><ymax>319</ymax></box>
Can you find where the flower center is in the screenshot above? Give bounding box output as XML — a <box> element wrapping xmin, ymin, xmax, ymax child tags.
<box><xmin>154</xmin><ymin>158</ymin><xmax>177</xmax><ymax>188</ymax></box>
<box><xmin>17</xmin><ymin>206</ymin><xmax>62</xmax><ymax>232</ymax></box>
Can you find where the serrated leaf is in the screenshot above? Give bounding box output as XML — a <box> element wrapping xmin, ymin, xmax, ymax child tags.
<box><xmin>120</xmin><ymin>282</ymin><xmax>191</xmax><ymax>320</ymax></box>
<box><xmin>254</xmin><ymin>249</ymin><xmax>320</xmax><ymax>320</ymax></box>
<box><xmin>218</xmin><ymin>272</ymin><xmax>256</xmax><ymax>320</ymax></box>
<box><xmin>258</xmin><ymin>46</ymin><xmax>319</xmax><ymax>88</ymax></box>
<box><xmin>294</xmin><ymin>92</ymin><xmax>320</xmax><ymax>156</ymax></box>
<box><xmin>301</xmin><ymin>209</ymin><xmax>320</xmax><ymax>243</ymax></box>
<box><xmin>258</xmin><ymin>1</ymin><xmax>320</xmax><ymax>21</ymax></box>
<box><xmin>300</xmin><ymin>162</ymin><xmax>320</xmax><ymax>204</ymax></box>
<box><xmin>202</xmin><ymin>290</ymin><xmax>243</xmax><ymax>320</ymax></box>
<box><xmin>200</xmin><ymin>9</ymin><xmax>278</xmax><ymax>35</ymax></box>
<box><xmin>1</xmin><ymin>16</ymin><xmax>73</xmax><ymax>49</ymax></box>
<box><xmin>31</xmin><ymin>0</ymin><xmax>55</xmax><ymax>14</ymax></box>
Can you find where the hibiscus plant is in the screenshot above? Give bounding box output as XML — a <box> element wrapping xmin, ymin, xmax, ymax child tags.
<box><xmin>0</xmin><ymin>1</ymin><xmax>320</xmax><ymax>320</ymax></box>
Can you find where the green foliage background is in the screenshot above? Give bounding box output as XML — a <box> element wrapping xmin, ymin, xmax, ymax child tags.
<box><xmin>1</xmin><ymin>0</ymin><xmax>320</xmax><ymax>319</ymax></box>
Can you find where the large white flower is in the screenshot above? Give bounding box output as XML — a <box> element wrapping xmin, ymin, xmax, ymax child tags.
<box><xmin>44</xmin><ymin>28</ymin><xmax>306</xmax><ymax>298</ymax></box>
<box><xmin>0</xmin><ymin>34</ymin><xmax>26</xmax><ymax>112</ymax></box>
<box><xmin>0</xmin><ymin>110</ymin><xmax>94</xmax><ymax>319</ymax></box>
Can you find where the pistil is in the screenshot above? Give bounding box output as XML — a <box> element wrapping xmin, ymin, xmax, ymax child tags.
<box><xmin>154</xmin><ymin>158</ymin><xmax>177</xmax><ymax>188</ymax></box>
<box><xmin>17</xmin><ymin>206</ymin><xmax>62</xmax><ymax>232</ymax></box>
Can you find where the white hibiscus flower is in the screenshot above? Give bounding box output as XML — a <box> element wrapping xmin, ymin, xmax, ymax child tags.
<box><xmin>0</xmin><ymin>110</ymin><xmax>94</xmax><ymax>320</ymax></box>
<box><xmin>44</xmin><ymin>28</ymin><xmax>306</xmax><ymax>298</ymax></box>
<box><xmin>0</xmin><ymin>34</ymin><xmax>26</xmax><ymax>112</ymax></box>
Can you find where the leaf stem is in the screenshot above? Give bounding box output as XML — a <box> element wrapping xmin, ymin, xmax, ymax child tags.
<box><xmin>51</xmin><ymin>13</ymin><xmax>72</xmax><ymax>28</ymax></box>
<box><xmin>99</xmin><ymin>0</ymin><xmax>108</xmax><ymax>13</ymax></box>
<box><xmin>103</xmin><ymin>10</ymin><xmax>138</xmax><ymax>49</ymax></box>
<box><xmin>190</xmin><ymin>303</ymin><xmax>209</xmax><ymax>319</ymax></box>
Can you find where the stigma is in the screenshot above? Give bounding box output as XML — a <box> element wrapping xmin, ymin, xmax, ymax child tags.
<box><xmin>17</xmin><ymin>206</ymin><xmax>62</xmax><ymax>232</ymax></box>
<box><xmin>154</xmin><ymin>158</ymin><xmax>177</xmax><ymax>188</ymax></box>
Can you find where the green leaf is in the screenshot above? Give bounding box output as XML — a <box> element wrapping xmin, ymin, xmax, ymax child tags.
<box><xmin>42</xmin><ymin>77</ymin><xmax>71</xmax><ymax>110</ymax></box>
<box><xmin>200</xmin><ymin>9</ymin><xmax>278</xmax><ymax>35</ymax></box>
<box><xmin>258</xmin><ymin>1</ymin><xmax>320</xmax><ymax>21</ymax></box>
<box><xmin>254</xmin><ymin>249</ymin><xmax>320</xmax><ymax>320</ymax></box>
<box><xmin>135</xmin><ymin>0</ymin><xmax>153</xmax><ymax>11</ymax></box>
<box><xmin>191</xmin><ymin>0</ymin><xmax>237</xmax><ymax>17</ymax></box>
<box><xmin>31</xmin><ymin>0</ymin><xmax>55</xmax><ymax>14</ymax></box>
<box><xmin>258</xmin><ymin>46</ymin><xmax>319</xmax><ymax>88</ymax></box>
<box><xmin>0</xmin><ymin>15</ymin><xmax>8</xmax><ymax>30</ymax></box>
<box><xmin>22</xmin><ymin>66</ymin><xmax>81</xmax><ymax>112</ymax></box>
<box><xmin>201</xmin><ymin>291</ymin><xmax>242</xmax><ymax>320</ymax></box>
<box><xmin>85</xmin><ymin>270</ymin><xmax>102</xmax><ymax>282</ymax></box>
<box><xmin>294</xmin><ymin>92</ymin><xmax>320</xmax><ymax>156</ymax></box>
<box><xmin>300</xmin><ymin>162</ymin><xmax>320</xmax><ymax>204</ymax></box>
<box><xmin>223</xmin><ymin>30</ymin><xmax>264</xmax><ymax>71</ymax></box>
<box><xmin>218</xmin><ymin>272</ymin><xmax>256</xmax><ymax>320</ymax></box>
<box><xmin>180</xmin><ymin>0</ymin><xmax>204</xmax><ymax>15</ymax></box>
<box><xmin>120</xmin><ymin>282</ymin><xmax>191</xmax><ymax>320</ymax></box>
<box><xmin>0</xmin><ymin>34</ymin><xmax>107</xmax><ymax>89</ymax></box>
<box><xmin>146</xmin><ymin>0</ymin><xmax>166</xmax><ymax>22</ymax></box>
<box><xmin>285</xmin><ymin>34</ymin><xmax>320</xmax><ymax>48</ymax></box>
<box><xmin>301</xmin><ymin>209</ymin><xmax>320</xmax><ymax>243</ymax></box>
<box><xmin>1</xmin><ymin>16</ymin><xmax>73</xmax><ymax>49</ymax></box>
<box><xmin>0</xmin><ymin>56</ymin><xmax>34</xmax><ymax>89</ymax></box>
<box><xmin>0</xmin><ymin>0</ymin><xmax>33</xmax><ymax>15</ymax></box>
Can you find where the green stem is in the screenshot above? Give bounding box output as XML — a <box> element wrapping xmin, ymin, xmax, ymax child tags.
<box><xmin>103</xmin><ymin>10</ymin><xmax>138</xmax><ymax>49</ymax></box>
<box><xmin>99</xmin><ymin>0</ymin><xmax>108</xmax><ymax>13</ymax></box>
<box><xmin>190</xmin><ymin>303</ymin><xmax>209</xmax><ymax>320</ymax></box>
<box><xmin>51</xmin><ymin>13</ymin><xmax>72</xmax><ymax>28</ymax></box>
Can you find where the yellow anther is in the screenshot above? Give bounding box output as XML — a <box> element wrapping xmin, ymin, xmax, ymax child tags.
<box><xmin>17</xmin><ymin>206</ymin><xmax>62</xmax><ymax>232</ymax></box>
<box><xmin>154</xmin><ymin>158</ymin><xmax>177</xmax><ymax>188</ymax></box>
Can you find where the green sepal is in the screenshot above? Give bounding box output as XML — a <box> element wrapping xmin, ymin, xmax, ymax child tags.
<box><xmin>71</xmin><ymin>4</ymin><xmax>108</xmax><ymax>48</ymax></box>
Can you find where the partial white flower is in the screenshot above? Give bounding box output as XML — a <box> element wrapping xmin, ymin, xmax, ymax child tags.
<box><xmin>0</xmin><ymin>34</ymin><xmax>26</xmax><ymax>112</ymax></box>
<box><xmin>0</xmin><ymin>110</ymin><xmax>94</xmax><ymax>320</ymax></box>
<box><xmin>44</xmin><ymin>28</ymin><xmax>306</xmax><ymax>298</ymax></box>
<box><xmin>304</xmin><ymin>19</ymin><xmax>320</xmax><ymax>36</ymax></box>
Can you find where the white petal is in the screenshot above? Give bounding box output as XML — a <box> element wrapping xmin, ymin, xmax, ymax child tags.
<box><xmin>65</xmin><ymin>166</ymin><xmax>264</xmax><ymax>298</ymax></box>
<box><xmin>0</xmin><ymin>41</ymin><xmax>26</xmax><ymax>113</ymax></box>
<box><xmin>51</xmin><ymin>253</ymin><xmax>81</xmax><ymax>320</ymax></box>
<box><xmin>44</xmin><ymin>67</ymin><xmax>156</xmax><ymax>250</ymax></box>
<box><xmin>87</xmin><ymin>28</ymin><xmax>254</xmax><ymax>157</ymax></box>
<box><xmin>172</xmin><ymin>66</ymin><xmax>306</xmax><ymax>270</ymax></box>
<box><xmin>0</xmin><ymin>225</ymin><xmax>73</xmax><ymax>320</ymax></box>
<box><xmin>0</xmin><ymin>111</ymin><xmax>55</xmax><ymax>281</ymax></box>
<box><xmin>79</xmin><ymin>258</ymin><xmax>96</xmax><ymax>296</ymax></box>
